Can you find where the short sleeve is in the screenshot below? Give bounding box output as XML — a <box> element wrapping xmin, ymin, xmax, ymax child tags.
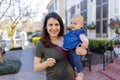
<box><xmin>35</xmin><ymin>41</ymin><xmax>45</xmax><ymax>58</ymax></box>
<box><xmin>79</xmin><ymin>34</ymin><xmax>89</xmax><ymax>44</ymax></box>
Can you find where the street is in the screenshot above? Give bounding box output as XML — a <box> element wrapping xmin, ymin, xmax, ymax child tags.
<box><xmin>0</xmin><ymin>39</ymin><xmax>46</xmax><ymax>80</ymax></box>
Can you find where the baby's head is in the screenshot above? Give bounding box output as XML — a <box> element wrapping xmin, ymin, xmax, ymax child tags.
<box><xmin>71</xmin><ymin>14</ymin><xmax>84</xmax><ymax>30</ymax></box>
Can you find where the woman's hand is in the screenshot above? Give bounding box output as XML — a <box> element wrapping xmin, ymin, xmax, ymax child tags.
<box><xmin>81</xmin><ymin>42</ymin><xmax>88</xmax><ymax>49</ymax></box>
<box><xmin>76</xmin><ymin>47</ymin><xmax>87</xmax><ymax>56</ymax></box>
<box><xmin>45</xmin><ymin>58</ymin><xmax>56</xmax><ymax>67</ymax></box>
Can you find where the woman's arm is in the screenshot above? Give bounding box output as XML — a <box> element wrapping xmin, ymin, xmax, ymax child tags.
<box><xmin>34</xmin><ymin>57</ymin><xmax>47</xmax><ymax>72</ymax></box>
<box><xmin>34</xmin><ymin>57</ymin><xmax>56</xmax><ymax>72</ymax></box>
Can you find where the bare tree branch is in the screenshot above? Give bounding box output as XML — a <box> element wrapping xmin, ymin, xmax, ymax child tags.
<box><xmin>0</xmin><ymin>0</ymin><xmax>11</xmax><ymax>20</ymax></box>
<box><xmin>11</xmin><ymin>15</ymin><xmax>20</xmax><ymax>27</ymax></box>
<box><xmin>0</xmin><ymin>0</ymin><xmax>4</xmax><ymax>6</ymax></box>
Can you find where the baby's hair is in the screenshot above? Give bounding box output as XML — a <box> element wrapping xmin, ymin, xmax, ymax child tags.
<box><xmin>72</xmin><ymin>14</ymin><xmax>84</xmax><ymax>25</ymax></box>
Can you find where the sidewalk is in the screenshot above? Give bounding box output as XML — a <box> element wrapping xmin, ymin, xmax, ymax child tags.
<box><xmin>0</xmin><ymin>43</ymin><xmax>46</xmax><ymax>80</ymax></box>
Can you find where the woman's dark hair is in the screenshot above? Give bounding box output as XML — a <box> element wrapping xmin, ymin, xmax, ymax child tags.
<box><xmin>41</xmin><ymin>12</ymin><xmax>64</xmax><ymax>47</ymax></box>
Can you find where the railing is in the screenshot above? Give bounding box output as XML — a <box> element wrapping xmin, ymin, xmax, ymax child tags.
<box><xmin>102</xmin><ymin>35</ymin><xmax>119</xmax><ymax>70</ymax></box>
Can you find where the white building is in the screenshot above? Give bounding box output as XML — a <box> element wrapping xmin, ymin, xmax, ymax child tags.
<box><xmin>47</xmin><ymin>0</ymin><xmax>66</xmax><ymax>24</ymax></box>
<box><xmin>47</xmin><ymin>0</ymin><xmax>120</xmax><ymax>40</ymax></box>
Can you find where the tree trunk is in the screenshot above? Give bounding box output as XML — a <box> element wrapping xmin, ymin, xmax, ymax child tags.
<box><xmin>0</xmin><ymin>50</ymin><xmax>3</xmax><ymax>63</ymax></box>
<box><xmin>9</xmin><ymin>16</ymin><xmax>19</xmax><ymax>48</ymax></box>
<box><xmin>11</xmin><ymin>25</ymin><xmax>17</xmax><ymax>45</ymax></box>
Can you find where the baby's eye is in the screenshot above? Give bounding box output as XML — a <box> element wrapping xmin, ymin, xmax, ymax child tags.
<box><xmin>74</xmin><ymin>23</ymin><xmax>77</xmax><ymax>25</ymax></box>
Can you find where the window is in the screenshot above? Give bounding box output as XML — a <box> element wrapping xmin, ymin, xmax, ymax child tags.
<box><xmin>80</xmin><ymin>0</ymin><xmax>87</xmax><ymax>23</ymax></box>
<box><xmin>96</xmin><ymin>20</ymin><xmax>101</xmax><ymax>37</ymax></box>
<box><xmin>96</xmin><ymin>0</ymin><xmax>101</xmax><ymax>5</ymax></box>
<box><xmin>96</xmin><ymin>0</ymin><xmax>108</xmax><ymax>38</ymax></box>
<box><xmin>81</xmin><ymin>1</ymin><xmax>84</xmax><ymax>11</ymax></box>
<box><xmin>96</xmin><ymin>21</ymin><xmax>101</xmax><ymax>33</ymax></box>
<box><xmin>84</xmin><ymin>12</ymin><xmax>87</xmax><ymax>21</ymax></box>
<box><xmin>103</xmin><ymin>20</ymin><xmax>107</xmax><ymax>33</ymax></box>
<box><xmin>103</xmin><ymin>5</ymin><xmax>107</xmax><ymax>18</ymax></box>
<box><xmin>71</xmin><ymin>6</ymin><xmax>75</xmax><ymax>18</ymax></box>
<box><xmin>84</xmin><ymin>0</ymin><xmax>87</xmax><ymax>9</ymax></box>
<box><xmin>96</xmin><ymin>7</ymin><xmax>101</xmax><ymax>19</ymax></box>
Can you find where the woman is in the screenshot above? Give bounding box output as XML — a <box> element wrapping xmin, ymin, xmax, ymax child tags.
<box><xmin>34</xmin><ymin>12</ymin><xmax>75</xmax><ymax>80</ymax></box>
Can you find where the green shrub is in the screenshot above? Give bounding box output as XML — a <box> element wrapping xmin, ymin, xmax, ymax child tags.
<box><xmin>9</xmin><ymin>44</ymin><xmax>23</xmax><ymax>51</ymax></box>
<box><xmin>9</xmin><ymin>47</ymin><xmax>23</xmax><ymax>51</ymax></box>
<box><xmin>0</xmin><ymin>60</ymin><xmax>21</xmax><ymax>75</ymax></box>
<box><xmin>89</xmin><ymin>39</ymin><xmax>113</xmax><ymax>54</ymax></box>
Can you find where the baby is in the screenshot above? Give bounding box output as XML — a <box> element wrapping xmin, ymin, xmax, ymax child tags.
<box><xmin>63</xmin><ymin>14</ymin><xmax>89</xmax><ymax>80</ymax></box>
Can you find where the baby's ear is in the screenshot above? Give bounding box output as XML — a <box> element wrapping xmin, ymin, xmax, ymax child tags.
<box><xmin>81</xmin><ymin>23</ymin><xmax>84</xmax><ymax>26</ymax></box>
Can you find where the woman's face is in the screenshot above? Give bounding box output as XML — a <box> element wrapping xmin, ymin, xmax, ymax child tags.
<box><xmin>46</xmin><ymin>18</ymin><xmax>60</xmax><ymax>38</ymax></box>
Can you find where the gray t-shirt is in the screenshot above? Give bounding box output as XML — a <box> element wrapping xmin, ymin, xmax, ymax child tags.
<box><xmin>35</xmin><ymin>41</ymin><xmax>75</xmax><ymax>80</ymax></box>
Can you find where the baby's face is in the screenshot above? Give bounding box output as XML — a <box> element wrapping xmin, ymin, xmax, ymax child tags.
<box><xmin>70</xmin><ymin>18</ymin><xmax>83</xmax><ymax>30</ymax></box>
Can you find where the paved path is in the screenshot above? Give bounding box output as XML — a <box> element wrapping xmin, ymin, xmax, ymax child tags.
<box><xmin>0</xmin><ymin>43</ymin><xmax>46</xmax><ymax>80</ymax></box>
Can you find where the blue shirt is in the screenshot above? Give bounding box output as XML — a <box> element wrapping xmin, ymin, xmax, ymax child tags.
<box><xmin>63</xmin><ymin>29</ymin><xmax>86</xmax><ymax>51</ymax></box>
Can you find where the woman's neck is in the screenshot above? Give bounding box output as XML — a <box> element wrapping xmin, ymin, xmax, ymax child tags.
<box><xmin>50</xmin><ymin>36</ymin><xmax>58</xmax><ymax>42</ymax></box>
<box><xmin>50</xmin><ymin>36</ymin><xmax>63</xmax><ymax>47</ymax></box>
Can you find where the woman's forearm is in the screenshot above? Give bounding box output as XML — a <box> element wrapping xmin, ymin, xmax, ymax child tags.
<box><xmin>34</xmin><ymin>61</ymin><xmax>48</xmax><ymax>72</ymax></box>
<box><xmin>34</xmin><ymin>58</ymin><xmax>56</xmax><ymax>72</ymax></box>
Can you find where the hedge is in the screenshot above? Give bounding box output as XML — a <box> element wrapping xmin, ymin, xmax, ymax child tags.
<box><xmin>89</xmin><ymin>39</ymin><xmax>114</xmax><ymax>54</ymax></box>
<box><xmin>0</xmin><ymin>60</ymin><xmax>21</xmax><ymax>75</ymax></box>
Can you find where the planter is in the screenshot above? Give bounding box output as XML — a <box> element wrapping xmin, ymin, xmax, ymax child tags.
<box><xmin>87</xmin><ymin>27</ymin><xmax>96</xmax><ymax>30</ymax></box>
<box><xmin>114</xmin><ymin>28</ymin><xmax>120</xmax><ymax>34</ymax></box>
<box><xmin>87</xmin><ymin>22</ymin><xmax>96</xmax><ymax>30</ymax></box>
<box><xmin>109</xmin><ymin>18</ymin><xmax>120</xmax><ymax>34</ymax></box>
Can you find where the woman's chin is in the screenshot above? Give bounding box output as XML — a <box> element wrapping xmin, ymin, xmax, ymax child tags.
<box><xmin>50</xmin><ymin>34</ymin><xmax>59</xmax><ymax>37</ymax></box>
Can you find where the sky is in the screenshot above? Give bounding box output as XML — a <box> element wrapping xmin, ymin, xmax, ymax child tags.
<box><xmin>24</xmin><ymin>0</ymin><xmax>51</xmax><ymax>22</ymax></box>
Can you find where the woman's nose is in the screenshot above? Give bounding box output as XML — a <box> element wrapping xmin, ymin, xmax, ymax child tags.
<box><xmin>52</xmin><ymin>25</ymin><xmax>57</xmax><ymax>29</ymax></box>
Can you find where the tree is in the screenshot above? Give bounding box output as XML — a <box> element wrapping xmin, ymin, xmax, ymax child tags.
<box><xmin>0</xmin><ymin>0</ymin><xmax>11</xmax><ymax>63</ymax></box>
<box><xmin>0</xmin><ymin>0</ymin><xmax>34</xmax><ymax>63</ymax></box>
<box><xmin>0</xmin><ymin>0</ymin><xmax>11</xmax><ymax>20</ymax></box>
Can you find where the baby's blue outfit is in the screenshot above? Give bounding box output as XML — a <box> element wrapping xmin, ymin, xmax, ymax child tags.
<box><xmin>63</xmin><ymin>29</ymin><xmax>86</xmax><ymax>73</ymax></box>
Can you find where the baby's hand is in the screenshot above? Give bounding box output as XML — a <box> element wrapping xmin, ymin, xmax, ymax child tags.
<box><xmin>75</xmin><ymin>47</ymin><xmax>87</xmax><ymax>56</ymax></box>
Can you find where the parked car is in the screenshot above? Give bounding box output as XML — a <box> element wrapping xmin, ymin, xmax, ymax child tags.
<box><xmin>28</xmin><ymin>31</ymin><xmax>41</xmax><ymax>42</ymax></box>
<box><xmin>15</xmin><ymin>30</ymin><xmax>22</xmax><ymax>39</ymax></box>
<box><xmin>0</xmin><ymin>39</ymin><xmax>6</xmax><ymax>54</ymax></box>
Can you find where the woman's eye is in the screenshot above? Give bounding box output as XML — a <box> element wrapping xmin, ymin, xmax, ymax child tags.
<box><xmin>49</xmin><ymin>24</ymin><xmax>53</xmax><ymax>26</ymax></box>
<box><xmin>55</xmin><ymin>23</ymin><xmax>59</xmax><ymax>26</ymax></box>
